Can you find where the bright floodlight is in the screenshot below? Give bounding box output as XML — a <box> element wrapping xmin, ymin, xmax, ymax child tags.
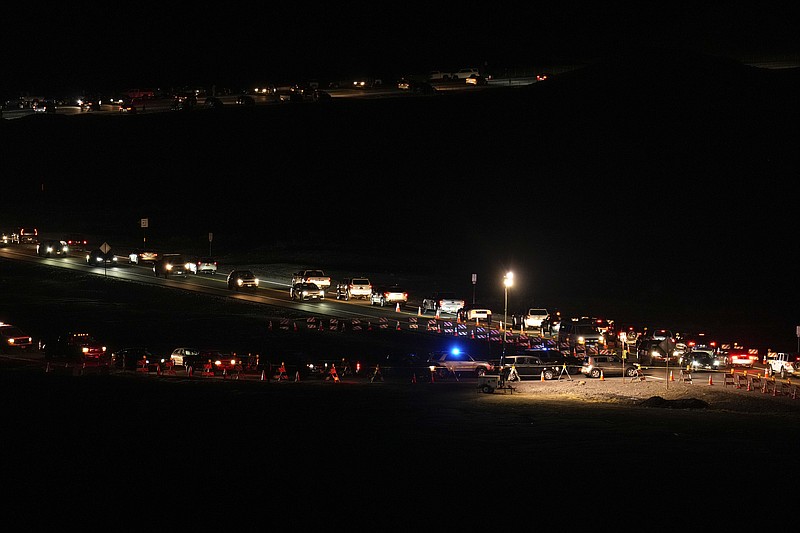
<box><xmin>504</xmin><ymin>271</ymin><xmax>514</xmax><ymax>288</ymax></box>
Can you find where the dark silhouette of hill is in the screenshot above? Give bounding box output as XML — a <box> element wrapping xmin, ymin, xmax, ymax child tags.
<box><xmin>2</xmin><ymin>49</ymin><xmax>798</xmax><ymax>348</ymax></box>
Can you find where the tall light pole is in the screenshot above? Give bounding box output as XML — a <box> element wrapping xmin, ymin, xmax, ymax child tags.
<box><xmin>502</xmin><ymin>271</ymin><xmax>514</xmax><ymax>371</ymax></box>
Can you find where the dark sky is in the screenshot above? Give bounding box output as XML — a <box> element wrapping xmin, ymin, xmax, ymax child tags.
<box><xmin>3</xmin><ymin>3</ymin><xmax>798</xmax><ymax>97</ymax></box>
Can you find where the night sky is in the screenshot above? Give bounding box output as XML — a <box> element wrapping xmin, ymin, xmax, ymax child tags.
<box><xmin>2</xmin><ymin>4</ymin><xmax>800</xmax><ymax>350</ymax></box>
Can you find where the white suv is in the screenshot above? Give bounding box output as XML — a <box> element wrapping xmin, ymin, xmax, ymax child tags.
<box><xmin>427</xmin><ymin>350</ymin><xmax>493</xmax><ymax>377</ymax></box>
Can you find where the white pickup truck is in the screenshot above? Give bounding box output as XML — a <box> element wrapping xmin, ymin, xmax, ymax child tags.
<box><xmin>765</xmin><ymin>352</ymin><xmax>798</xmax><ymax>378</ymax></box>
<box><xmin>291</xmin><ymin>269</ymin><xmax>331</xmax><ymax>289</ymax></box>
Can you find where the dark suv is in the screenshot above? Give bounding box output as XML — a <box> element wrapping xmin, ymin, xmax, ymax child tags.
<box><xmin>37</xmin><ymin>239</ymin><xmax>69</xmax><ymax>257</ymax></box>
<box><xmin>153</xmin><ymin>254</ymin><xmax>189</xmax><ymax>278</ymax></box>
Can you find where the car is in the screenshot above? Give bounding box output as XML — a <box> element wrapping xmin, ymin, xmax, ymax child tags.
<box><xmin>111</xmin><ymin>347</ymin><xmax>166</xmax><ymax>371</ymax></box>
<box><xmin>44</xmin><ymin>332</ymin><xmax>110</xmax><ymax>368</ymax></box>
<box><xmin>682</xmin><ymin>350</ymin><xmax>717</xmax><ymax>371</ymax></box>
<box><xmin>728</xmin><ymin>349</ymin><xmax>759</xmax><ymax>368</ymax></box>
<box><xmin>196</xmin><ymin>350</ymin><xmax>242</xmax><ymax>375</ymax></box>
<box><xmin>370</xmin><ymin>286</ymin><xmax>408</xmax><ymax>307</ymax></box>
<box><xmin>128</xmin><ymin>249</ymin><xmax>159</xmax><ymax>265</ymax></box>
<box><xmin>36</xmin><ymin>239</ymin><xmax>69</xmax><ymax>257</ymax></box>
<box><xmin>85</xmin><ymin>248</ymin><xmax>118</xmax><ymax>266</ymax></box>
<box><xmin>499</xmin><ymin>354</ymin><xmax>561</xmax><ymax>381</ymax></box>
<box><xmin>765</xmin><ymin>352</ymin><xmax>799</xmax><ymax>378</ymax></box>
<box><xmin>152</xmin><ymin>254</ymin><xmax>190</xmax><ymax>278</ymax></box>
<box><xmin>188</xmin><ymin>257</ymin><xmax>218</xmax><ymax>275</ymax></box>
<box><xmin>522</xmin><ymin>308</ymin><xmax>549</xmax><ymax>330</ymax></box>
<box><xmin>0</xmin><ymin>322</ymin><xmax>33</xmax><ymax>353</ymax></box>
<box><xmin>427</xmin><ymin>349</ymin><xmax>493</xmax><ymax>377</ymax></box>
<box><xmin>421</xmin><ymin>292</ymin><xmax>465</xmax><ymax>315</ymax></box>
<box><xmin>1</xmin><ymin>231</ymin><xmax>19</xmax><ymax>245</ymax></box>
<box><xmin>540</xmin><ymin>311</ymin><xmax>562</xmax><ymax>336</ymax></box>
<box><xmin>335</xmin><ymin>277</ymin><xmax>372</xmax><ymax>300</ymax></box>
<box><xmin>203</xmin><ymin>96</ymin><xmax>223</xmax><ymax>109</ymax></box>
<box><xmin>522</xmin><ymin>348</ymin><xmax>583</xmax><ymax>376</ymax></box>
<box><xmin>291</xmin><ymin>282</ymin><xmax>325</xmax><ymax>301</ymax></box>
<box><xmin>581</xmin><ymin>355</ymin><xmax>639</xmax><ymax>378</ymax></box>
<box><xmin>452</xmin><ymin>67</ymin><xmax>481</xmax><ymax>79</ymax></box>
<box><xmin>428</xmin><ymin>71</ymin><xmax>453</xmax><ymax>81</ymax></box>
<box><xmin>227</xmin><ymin>269</ymin><xmax>259</xmax><ymax>291</ymax></box>
<box><xmin>636</xmin><ymin>338</ymin><xmax>677</xmax><ymax>366</ymax></box>
<box><xmin>456</xmin><ymin>304</ymin><xmax>493</xmax><ymax>325</ymax></box>
<box><xmin>64</xmin><ymin>234</ymin><xmax>89</xmax><ymax>251</ymax></box>
<box><xmin>557</xmin><ymin>320</ymin><xmax>606</xmax><ymax>353</ymax></box>
<box><xmin>18</xmin><ymin>228</ymin><xmax>39</xmax><ymax>244</ymax></box>
<box><xmin>169</xmin><ymin>347</ymin><xmax>202</xmax><ymax>370</ymax></box>
<box><xmin>235</xmin><ymin>95</ymin><xmax>256</xmax><ymax>106</ymax></box>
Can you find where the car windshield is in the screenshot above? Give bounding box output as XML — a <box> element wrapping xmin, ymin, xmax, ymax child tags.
<box><xmin>307</xmin><ymin>270</ymin><xmax>325</xmax><ymax>276</ymax></box>
<box><xmin>1</xmin><ymin>326</ymin><xmax>25</xmax><ymax>336</ymax></box>
<box><xmin>352</xmin><ymin>279</ymin><xmax>369</xmax><ymax>285</ymax></box>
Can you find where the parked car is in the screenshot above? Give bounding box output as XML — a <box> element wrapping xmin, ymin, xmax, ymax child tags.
<box><xmin>336</xmin><ymin>277</ymin><xmax>372</xmax><ymax>300</ymax></box>
<box><xmin>291</xmin><ymin>282</ymin><xmax>325</xmax><ymax>301</ymax></box>
<box><xmin>227</xmin><ymin>269</ymin><xmax>259</xmax><ymax>291</ymax></box>
<box><xmin>111</xmin><ymin>347</ymin><xmax>165</xmax><ymax>370</ymax></box>
<box><xmin>370</xmin><ymin>286</ymin><xmax>408</xmax><ymax>307</ymax></box>
<box><xmin>152</xmin><ymin>254</ymin><xmax>189</xmax><ymax>278</ymax></box>
<box><xmin>499</xmin><ymin>354</ymin><xmax>561</xmax><ymax>381</ymax></box>
<box><xmin>427</xmin><ymin>349</ymin><xmax>493</xmax><ymax>377</ymax></box>
<box><xmin>522</xmin><ymin>348</ymin><xmax>583</xmax><ymax>376</ymax></box>
<box><xmin>36</xmin><ymin>239</ymin><xmax>69</xmax><ymax>257</ymax></box>
<box><xmin>0</xmin><ymin>322</ymin><xmax>33</xmax><ymax>353</ymax></box>
<box><xmin>85</xmin><ymin>249</ymin><xmax>118</xmax><ymax>266</ymax></box>
<box><xmin>581</xmin><ymin>355</ymin><xmax>639</xmax><ymax>378</ymax></box>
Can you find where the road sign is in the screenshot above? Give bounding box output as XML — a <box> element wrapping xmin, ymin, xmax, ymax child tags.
<box><xmin>100</xmin><ymin>242</ymin><xmax>110</xmax><ymax>254</ymax></box>
<box><xmin>141</xmin><ymin>218</ymin><xmax>148</xmax><ymax>228</ymax></box>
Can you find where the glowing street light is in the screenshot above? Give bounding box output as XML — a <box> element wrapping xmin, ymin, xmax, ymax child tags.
<box><xmin>502</xmin><ymin>271</ymin><xmax>514</xmax><ymax>372</ymax></box>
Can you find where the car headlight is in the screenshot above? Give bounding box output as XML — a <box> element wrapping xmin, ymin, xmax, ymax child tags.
<box><xmin>237</xmin><ymin>279</ymin><xmax>244</xmax><ymax>286</ymax></box>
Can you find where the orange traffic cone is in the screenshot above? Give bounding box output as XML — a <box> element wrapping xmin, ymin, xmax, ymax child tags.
<box><xmin>708</xmin><ymin>375</ymin><xmax>714</xmax><ymax>385</ymax></box>
<box><xmin>260</xmin><ymin>370</ymin><xmax>266</xmax><ymax>381</ymax></box>
<box><xmin>669</xmin><ymin>370</ymin><xmax>674</xmax><ymax>382</ymax></box>
<box><xmin>435</xmin><ymin>308</ymin><xmax>440</xmax><ymax>319</ymax></box>
<box><xmin>417</xmin><ymin>307</ymin><xmax>422</xmax><ymax>316</ymax></box>
<box><xmin>599</xmin><ymin>370</ymin><xmax>605</xmax><ymax>381</ymax></box>
<box><xmin>295</xmin><ymin>371</ymin><xmax>300</xmax><ymax>382</ymax></box>
<box><xmin>396</xmin><ymin>320</ymin><xmax>401</xmax><ymax>331</ymax></box>
<box><xmin>540</xmin><ymin>371</ymin><xmax>545</xmax><ymax>382</ymax></box>
<box><xmin>395</xmin><ymin>302</ymin><xmax>400</xmax><ymax>312</ymax></box>
<box><xmin>411</xmin><ymin>373</ymin><xmax>417</xmax><ymax>384</ymax></box>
